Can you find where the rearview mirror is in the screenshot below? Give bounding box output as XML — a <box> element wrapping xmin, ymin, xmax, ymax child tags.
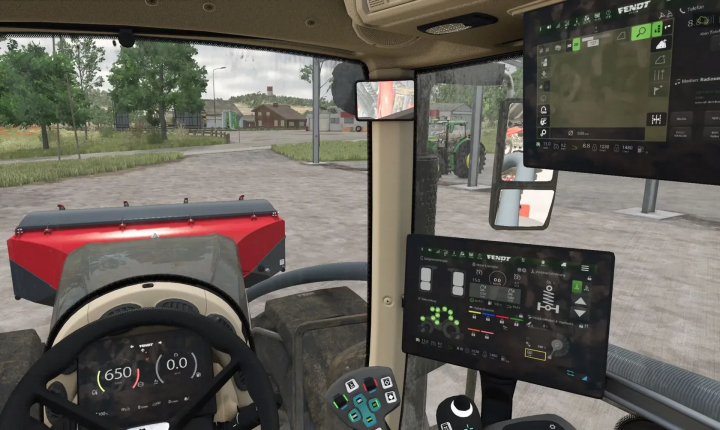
<box><xmin>355</xmin><ymin>80</ymin><xmax>415</xmax><ymax>121</ymax></box>
<box><xmin>489</xmin><ymin>99</ymin><xmax>559</xmax><ymax>230</ymax></box>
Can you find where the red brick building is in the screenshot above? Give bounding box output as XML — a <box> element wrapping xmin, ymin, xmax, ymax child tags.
<box><xmin>252</xmin><ymin>103</ymin><xmax>306</xmax><ymax>129</ymax></box>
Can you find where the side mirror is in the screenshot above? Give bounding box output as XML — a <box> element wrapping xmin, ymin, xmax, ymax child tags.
<box><xmin>489</xmin><ymin>99</ymin><xmax>559</xmax><ymax>230</ymax></box>
<box><xmin>355</xmin><ymin>80</ymin><xmax>415</xmax><ymax>121</ymax></box>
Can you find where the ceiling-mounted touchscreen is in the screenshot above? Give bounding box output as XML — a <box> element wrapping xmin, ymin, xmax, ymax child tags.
<box><xmin>402</xmin><ymin>235</ymin><xmax>615</xmax><ymax>398</ymax></box>
<box><xmin>78</xmin><ymin>328</ymin><xmax>215</xmax><ymax>427</ymax></box>
<box><xmin>523</xmin><ymin>0</ymin><xmax>720</xmax><ymax>185</ymax></box>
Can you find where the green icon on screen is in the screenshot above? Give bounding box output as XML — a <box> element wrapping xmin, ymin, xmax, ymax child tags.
<box><xmin>572</xmin><ymin>38</ymin><xmax>581</xmax><ymax>51</ymax></box>
<box><xmin>652</xmin><ymin>21</ymin><xmax>663</xmax><ymax>37</ymax></box>
<box><xmin>572</xmin><ymin>280</ymin><xmax>583</xmax><ymax>293</ymax></box>
<box><xmin>631</xmin><ymin>23</ymin><xmax>651</xmax><ymax>41</ymax></box>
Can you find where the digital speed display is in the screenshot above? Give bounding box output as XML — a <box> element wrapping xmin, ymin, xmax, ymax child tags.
<box><xmin>77</xmin><ymin>328</ymin><xmax>215</xmax><ymax>427</ymax></box>
<box><xmin>402</xmin><ymin>235</ymin><xmax>615</xmax><ymax>398</ymax></box>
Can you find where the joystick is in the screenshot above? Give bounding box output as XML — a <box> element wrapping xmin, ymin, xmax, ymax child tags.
<box><xmin>436</xmin><ymin>395</ymin><xmax>481</xmax><ymax>430</ymax></box>
<box><xmin>324</xmin><ymin>366</ymin><xmax>400</xmax><ymax>430</ymax></box>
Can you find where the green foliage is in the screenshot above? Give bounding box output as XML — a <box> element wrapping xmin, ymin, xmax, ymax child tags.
<box><xmin>299</xmin><ymin>64</ymin><xmax>312</xmax><ymax>84</ymax></box>
<box><xmin>108</xmin><ymin>41</ymin><xmax>208</xmax><ymax>138</ymax></box>
<box><xmin>271</xmin><ymin>140</ymin><xmax>368</xmax><ymax>161</ymax></box>
<box><xmin>0</xmin><ymin>127</ymin><xmax>223</xmax><ymax>160</ymax></box>
<box><xmin>57</xmin><ymin>37</ymin><xmax>105</xmax><ymax>95</ymax></box>
<box><xmin>0</xmin><ymin>42</ymin><xmax>75</xmax><ymax>128</ymax></box>
<box><xmin>229</xmin><ymin>92</ymin><xmax>334</xmax><ymax>110</ymax></box>
<box><xmin>0</xmin><ymin>152</ymin><xmax>184</xmax><ymax>187</ymax></box>
<box><xmin>431</xmin><ymin>68</ymin><xmax>523</xmax><ymax>123</ymax></box>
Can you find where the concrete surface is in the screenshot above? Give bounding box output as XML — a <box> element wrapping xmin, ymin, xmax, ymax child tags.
<box><xmin>1</xmin><ymin>146</ymin><xmax>720</xmax><ymax>430</ymax></box>
<box><xmin>615</xmin><ymin>207</ymin><xmax>685</xmax><ymax>219</ymax></box>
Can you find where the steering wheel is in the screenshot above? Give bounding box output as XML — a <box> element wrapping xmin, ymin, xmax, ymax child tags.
<box><xmin>0</xmin><ymin>308</ymin><xmax>280</xmax><ymax>430</ymax></box>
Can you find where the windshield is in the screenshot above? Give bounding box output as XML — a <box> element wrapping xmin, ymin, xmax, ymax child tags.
<box><xmin>0</xmin><ymin>35</ymin><xmax>369</xmax><ymax>428</ymax></box>
<box><xmin>406</xmin><ymin>55</ymin><xmax>720</xmax><ymax>430</ymax></box>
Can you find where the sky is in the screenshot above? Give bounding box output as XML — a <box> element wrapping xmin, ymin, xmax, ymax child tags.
<box><xmin>1</xmin><ymin>37</ymin><xmax>340</xmax><ymax>101</ymax></box>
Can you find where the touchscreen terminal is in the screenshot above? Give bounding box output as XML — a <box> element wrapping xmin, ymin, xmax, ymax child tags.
<box><xmin>524</xmin><ymin>0</ymin><xmax>720</xmax><ymax>185</ymax></box>
<box><xmin>77</xmin><ymin>328</ymin><xmax>215</xmax><ymax>427</ymax></box>
<box><xmin>402</xmin><ymin>234</ymin><xmax>615</xmax><ymax>398</ymax></box>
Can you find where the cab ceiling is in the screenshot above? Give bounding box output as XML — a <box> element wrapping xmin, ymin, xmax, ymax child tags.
<box><xmin>0</xmin><ymin>0</ymin><xmax>533</xmax><ymax>71</ymax></box>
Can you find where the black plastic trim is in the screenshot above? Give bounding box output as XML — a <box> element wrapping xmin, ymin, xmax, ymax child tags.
<box><xmin>156</xmin><ymin>298</ymin><xmax>200</xmax><ymax>314</ymax></box>
<box><xmin>45</xmin><ymin>274</ymin><xmax>254</xmax><ymax>354</ymax></box>
<box><xmin>101</xmin><ymin>303</ymin><xmax>142</xmax><ymax>319</ymax></box>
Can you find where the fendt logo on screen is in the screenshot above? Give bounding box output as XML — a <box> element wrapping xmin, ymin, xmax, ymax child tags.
<box><xmin>618</xmin><ymin>1</ymin><xmax>650</xmax><ymax>14</ymax></box>
<box><xmin>486</xmin><ymin>254</ymin><xmax>511</xmax><ymax>262</ymax></box>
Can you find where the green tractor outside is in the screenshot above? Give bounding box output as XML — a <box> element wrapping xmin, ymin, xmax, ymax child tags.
<box><xmin>428</xmin><ymin>120</ymin><xmax>486</xmax><ymax>181</ymax></box>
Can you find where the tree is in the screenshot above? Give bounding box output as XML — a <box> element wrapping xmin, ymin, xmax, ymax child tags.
<box><xmin>299</xmin><ymin>62</ymin><xmax>335</xmax><ymax>98</ymax></box>
<box><xmin>57</xmin><ymin>37</ymin><xmax>106</xmax><ymax>139</ymax></box>
<box><xmin>108</xmin><ymin>42</ymin><xmax>207</xmax><ymax>141</ymax></box>
<box><xmin>430</xmin><ymin>68</ymin><xmax>523</xmax><ymax>124</ymax></box>
<box><xmin>0</xmin><ymin>42</ymin><xmax>75</xmax><ymax>149</ymax></box>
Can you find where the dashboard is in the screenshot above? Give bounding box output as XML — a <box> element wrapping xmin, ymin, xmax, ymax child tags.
<box><xmin>402</xmin><ymin>235</ymin><xmax>615</xmax><ymax>398</ymax></box>
<box><xmin>77</xmin><ymin>328</ymin><xmax>215</xmax><ymax>427</ymax></box>
<box><xmin>523</xmin><ymin>0</ymin><xmax>720</xmax><ymax>186</ymax></box>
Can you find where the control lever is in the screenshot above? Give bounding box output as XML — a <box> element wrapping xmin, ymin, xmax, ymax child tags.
<box><xmin>324</xmin><ymin>366</ymin><xmax>400</xmax><ymax>430</ymax></box>
<box><xmin>215</xmin><ymin>393</ymin><xmax>283</xmax><ymax>430</ymax></box>
<box><xmin>436</xmin><ymin>395</ymin><xmax>481</xmax><ymax>430</ymax></box>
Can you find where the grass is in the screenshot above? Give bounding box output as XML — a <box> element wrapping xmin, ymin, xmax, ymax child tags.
<box><xmin>0</xmin><ymin>152</ymin><xmax>184</xmax><ymax>187</ymax></box>
<box><xmin>271</xmin><ymin>140</ymin><xmax>368</xmax><ymax>161</ymax></box>
<box><xmin>0</xmin><ymin>127</ymin><xmax>224</xmax><ymax>160</ymax></box>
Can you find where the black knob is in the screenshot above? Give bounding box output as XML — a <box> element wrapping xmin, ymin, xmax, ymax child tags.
<box><xmin>436</xmin><ymin>395</ymin><xmax>481</xmax><ymax>430</ymax></box>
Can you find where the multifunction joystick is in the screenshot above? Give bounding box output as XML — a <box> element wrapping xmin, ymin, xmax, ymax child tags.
<box><xmin>436</xmin><ymin>395</ymin><xmax>482</xmax><ymax>430</ymax></box>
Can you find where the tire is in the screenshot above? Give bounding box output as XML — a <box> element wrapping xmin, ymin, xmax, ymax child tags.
<box><xmin>355</xmin><ymin>126</ymin><xmax>362</xmax><ymax>132</ymax></box>
<box><xmin>453</xmin><ymin>141</ymin><xmax>486</xmax><ymax>179</ymax></box>
<box><xmin>438</xmin><ymin>154</ymin><xmax>448</xmax><ymax>181</ymax></box>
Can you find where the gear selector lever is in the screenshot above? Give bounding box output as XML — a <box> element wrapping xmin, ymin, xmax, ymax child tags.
<box><xmin>436</xmin><ymin>395</ymin><xmax>482</xmax><ymax>430</ymax></box>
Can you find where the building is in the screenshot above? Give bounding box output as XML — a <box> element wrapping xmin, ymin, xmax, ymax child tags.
<box><xmin>233</xmin><ymin>102</ymin><xmax>256</xmax><ymax>128</ymax></box>
<box><xmin>306</xmin><ymin>109</ymin><xmax>367</xmax><ymax>132</ymax></box>
<box><xmin>202</xmin><ymin>99</ymin><xmax>243</xmax><ymax>128</ymax></box>
<box><xmin>252</xmin><ymin>103</ymin><xmax>306</xmax><ymax>129</ymax></box>
<box><xmin>429</xmin><ymin>103</ymin><xmax>472</xmax><ymax>123</ymax></box>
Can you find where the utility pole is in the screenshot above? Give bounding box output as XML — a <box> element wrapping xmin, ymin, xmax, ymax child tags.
<box><xmin>53</xmin><ymin>36</ymin><xmax>61</xmax><ymax>161</ymax></box>
<box><xmin>212</xmin><ymin>67</ymin><xmax>226</xmax><ymax>128</ymax></box>
<box><xmin>312</xmin><ymin>58</ymin><xmax>321</xmax><ymax>164</ymax></box>
<box><xmin>468</xmin><ymin>86</ymin><xmax>485</xmax><ymax>187</ymax></box>
<box><xmin>66</xmin><ymin>75</ymin><xmax>81</xmax><ymax>159</ymax></box>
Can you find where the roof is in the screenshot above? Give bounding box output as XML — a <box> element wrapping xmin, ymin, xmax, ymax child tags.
<box><xmin>252</xmin><ymin>104</ymin><xmax>306</xmax><ymax>120</ymax></box>
<box><xmin>430</xmin><ymin>103</ymin><xmax>472</xmax><ymax>113</ymax></box>
<box><xmin>233</xmin><ymin>103</ymin><xmax>255</xmax><ymax>116</ymax></box>
<box><xmin>203</xmin><ymin>99</ymin><xmax>242</xmax><ymax>116</ymax></box>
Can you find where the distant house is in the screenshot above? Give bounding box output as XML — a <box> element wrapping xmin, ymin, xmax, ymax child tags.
<box><xmin>307</xmin><ymin>108</ymin><xmax>366</xmax><ymax>132</ymax></box>
<box><xmin>202</xmin><ymin>99</ymin><xmax>243</xmax><ymax>128</ymax></box>
<box><xmin>429</xmin><ymin>103</ymin><xmax>472</xmax><ymax>123</ymax></box>
<box><xmin>233</xmin><ymin>103</ymin><xmax>256</xmax><ymax>128</ymax></box>
<box><xmin>253</xmin><ymin>103</ymin><xmax>306</xmax><ymax>129</ymax></box>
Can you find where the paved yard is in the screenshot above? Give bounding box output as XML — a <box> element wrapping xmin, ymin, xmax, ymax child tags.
<box><xmin>1</xmin><ymin>148</ymin><xmax>719</xmax><ymax>429</ymax></box>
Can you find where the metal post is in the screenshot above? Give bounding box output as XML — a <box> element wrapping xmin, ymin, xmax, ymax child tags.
<box><xmin>641</xmin><ymin>179</ymin><xmax>659</xmax><ymax>214</ymax></box>
<box><xmin>465</xmin><ymin>369</ymin><xmax>478</xmax><ymax>400</ymax></box>
<box><xmin>212</xmin><ymin>67</ymin><xmax>226</xmax><ymax>129</ymax></box>
<box><xmin>468</xmin><ymin>86</ymin><xmax>484</xmax><ymax>187</ymax></box>
<box><xmin>312</xmin><ymin>58</ymin><xmax>321</xmax><ymax>164</ymax></box>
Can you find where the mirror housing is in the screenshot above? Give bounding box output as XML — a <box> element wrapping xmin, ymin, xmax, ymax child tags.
<box><xmin>355</xmin><ymin>80</ymin><xmax>415</xmax><ymax>121</ymax></box>
<box><xmin>489</xmin><ymin>98</ymin><xmax>559</xmax><ymax>230</ymax></box>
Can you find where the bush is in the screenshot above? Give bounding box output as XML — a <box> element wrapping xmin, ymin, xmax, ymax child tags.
<box><xmin>271</xmin><ymin>140</ymin><xmax>368</xmax><ymax>161</ymax></box>
<box><xmin>169</xmin><ymin>123</ymin><xmax>189</xmax><ymax>140</ymax></box>
<box><xmin>144</xmin><ymin>129</ymin><xmax>164</xmax><ymax>145</ymax></box>
<box><xmin>99</xmin><ymin>126</ymin><xmax>114</xmax><ymax>138</ymax></box>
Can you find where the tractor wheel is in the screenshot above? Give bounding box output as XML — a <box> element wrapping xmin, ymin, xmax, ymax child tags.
<box><xmin>453</xmin><ymin>141</ymin><xmax>486</xmax><ymax>179</ymax></box>
<box><xmin>355</xmin><ymin>125</ymin><xmax>362</xmax><ymax>132</ymax></box>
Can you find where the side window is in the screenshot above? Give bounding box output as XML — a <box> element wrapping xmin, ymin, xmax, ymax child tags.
<box><xmin>0</xmin><ymin>35</ymin><xmax>368</xmax><ymax>430</ymax></box>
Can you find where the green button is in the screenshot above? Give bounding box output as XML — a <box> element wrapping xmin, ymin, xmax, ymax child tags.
<box><xmin>448</xmin><ymin>309</ymin><xmax>454</xmax><ymax>315</ymax></box>
<box><xmin>572</xmin><ymin>37</ymin><xmax>581</xmax><ymax>51</ymax></box>
<box><xmin>348</xmin><ymin>409</ymin><xmax>361</xmax><ymax>423</ymax></box>
<box><xmin>652</xmin><ymin>21</ymin><xmax>663</xmax><ymax>37</ymax></box>
<box><xmin>572</xmin><ymin>280</ymin><xmax>583</xmax><ymax>293</ymax></box>
<box><xmin>434</xmin><ymin>320</ymin><xmax>440</xmax><ymax>325</ymax></box>
<box><xmin>442</xmin><ymin>306</ymin><xmax>447</xmax><ymax>312</ymax></box>
<box><xmin>631</xmin><ymin>23</ymin><xmax>651</xmax><ymax>41</ymax></box>
<box><xmin>369</xmin><ymin>398</ymin><xmax>381</xmax><ymax>412</ymax></box>
<box><xmin>454</xmin><ymin>320</ymin><xmax>460</xmax><ymax>326</ymax></box>
<box><xmin>430</xmin><ymin>306</ymin><xmax>435</xmax><ymax>312</ymax></box>
<box><xmin>420</xmin><ymin>316</ymin><xmax>425</xmax><ymax>322</ymax></box>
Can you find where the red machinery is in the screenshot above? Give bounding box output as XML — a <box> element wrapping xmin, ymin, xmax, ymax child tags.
<box><xmin>7</xmin><ymin>199</ymin><xmax>285</xmax><ymax>305</ymax></box>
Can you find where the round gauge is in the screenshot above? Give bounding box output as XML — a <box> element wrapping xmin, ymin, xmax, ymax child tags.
<box><xmin>96</xmin><ymin>358</ymin><xmax>139</xmax><ymax>393</ymax></box>
<box><xmin>547</xmin><ymin>333</ymin><xmax>570</xmax><ymax>359</ymax></box>
<box><xmin>489</xmin><ymin>271</ymin><xmax>507</xmax><ymax>286</ymax></box>
<box><xmin>155</xmin><ymin>351</ymin><xmax>199</xmax><ymax>383</ymax></box>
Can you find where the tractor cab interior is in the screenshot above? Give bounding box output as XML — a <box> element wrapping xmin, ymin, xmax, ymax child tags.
<box><xmin>0</xmin><ymin>0</ymin><xmax>719</xmax><ymax>429</ymax></box>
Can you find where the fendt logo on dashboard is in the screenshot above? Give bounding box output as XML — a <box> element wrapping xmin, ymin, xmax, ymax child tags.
<box><xmin>618</xmin><ymin>1</ymin><xmax>650</xmax><ymax>14</ymax></box>
<box><xmin>486</xmin><ymin>254</ymin><xmax>511</xmax><ymax>262</ymax></box>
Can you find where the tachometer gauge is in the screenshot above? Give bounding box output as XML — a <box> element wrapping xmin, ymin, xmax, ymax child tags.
<box><xmin>97</xmin><ymin>358</ymin><xmax>138</xmax><ymax>393</ymax></box>
<box><xmin>155</xmin><ymin>351</ymin><xmax>199</xmax><ymax>383</ymax></box>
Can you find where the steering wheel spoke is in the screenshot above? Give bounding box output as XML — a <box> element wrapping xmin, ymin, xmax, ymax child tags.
<box><xmin>35</xmin><ymin>388</ymin><xmax>118</xmax><ymax>430</ymax></box>
<box><xmin>169</xmin><ymin>358</ymin><xmax>242</xmax><ymax>429</ymax></box>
